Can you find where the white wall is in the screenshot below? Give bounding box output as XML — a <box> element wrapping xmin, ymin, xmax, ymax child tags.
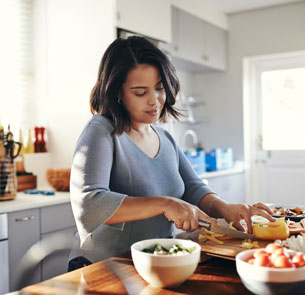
<box><xmin>34</xmin><ymin>0</ymin><xmax>116</xmax><ymax>173</ymax></box>
<box><xmin>192</xmin><ymin>2</ymin><xmax>305</xmax><ymax>161</ymax></box>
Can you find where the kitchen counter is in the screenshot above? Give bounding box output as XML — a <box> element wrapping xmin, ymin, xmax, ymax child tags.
<box><xmin>21</xmin><ymin>252</ymin><xmax>251</xmax><ymax>295</ymax></box>
<box><xmin>198</xmin><ymin>162</ymin><xmax>245</xmax><ymax>180</ymax></box>
<box><xmin>0</xmin><ymin>191</ymin><xmax>70</xmax><ymax>214</ymax></box>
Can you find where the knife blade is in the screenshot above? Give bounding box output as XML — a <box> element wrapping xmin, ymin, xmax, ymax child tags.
<box><xmin>199</xmin><ymin>220</ymin><xmax>257</xmax><ymax>240</ymax></box>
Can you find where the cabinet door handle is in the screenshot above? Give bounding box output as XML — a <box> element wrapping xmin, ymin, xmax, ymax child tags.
<box><xmin>15</xmin><ymin>215</ymin><xmax>35</xmax><ymax>222</ymax></box>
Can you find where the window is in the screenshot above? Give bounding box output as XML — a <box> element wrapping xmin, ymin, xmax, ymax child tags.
<box><xmin>261</xmin><ymin>67</ymin><xmax>305</xmax><ymax>150</ymax></box>
<box><xmin>0</xmin><ymin>0</ymin><xmax>33</xmax><ymax>135</ymax></box>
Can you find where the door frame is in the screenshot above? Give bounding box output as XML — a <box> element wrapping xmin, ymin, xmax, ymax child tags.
<box><xmin>243</xmin><ymin>50</ymin><xmax>305</xmax><ymax>204</ymax></box>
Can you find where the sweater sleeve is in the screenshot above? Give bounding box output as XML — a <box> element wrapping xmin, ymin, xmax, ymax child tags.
<box><xmin>178</xmin><ymin>146</ymin><xmax>216</xmax><ymax>206</ymax></box>
<box><xmin>70</xmin><ymin>119</ymin><xmax>127</xmax><ymax>250</ymax></box>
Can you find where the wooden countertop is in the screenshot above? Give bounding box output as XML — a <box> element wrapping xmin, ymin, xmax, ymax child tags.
<box><xmin>22</xmin><ymin>253</ymin><xmax>252</xmax><ymax>295</ymax></box>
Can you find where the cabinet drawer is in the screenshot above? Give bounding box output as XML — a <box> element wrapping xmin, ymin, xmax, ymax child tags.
<box><xmin>41</xmin><ymin>203</ymin><xmax>75</xmax><ymax>234</ymax></box>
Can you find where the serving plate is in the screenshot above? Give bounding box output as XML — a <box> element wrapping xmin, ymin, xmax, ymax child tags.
<box><xmin>270</xmin><ymin>204</ymin><xmax>305</xmax><ymax>222</ymax></box>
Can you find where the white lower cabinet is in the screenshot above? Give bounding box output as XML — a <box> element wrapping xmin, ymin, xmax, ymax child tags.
<box><xmin>207</xmin><ymin>173</ymin><xmax>245</xmax><ymax>204</ymax></box>
<box><xmin>8</xmin><ymin>208</ymin><xmax>41</xmax><ymax>292</ymax></box>
<box><xmin>40</xmin><ymin>203</ymin><xmax>77</xmax><ymax>281</ymax></box>
<box><xmin>7</xmin><ymin>202</ymin><xmax>76</xmax><ymax>292</ymax></box>
<box><xmin>41</xmin><ymin>226</ymin><xmax>77</xmax><ymax>281</ymax></box>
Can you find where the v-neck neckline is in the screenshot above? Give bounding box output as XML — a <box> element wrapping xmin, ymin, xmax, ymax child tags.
<box><xmin>123</xmin><ymin>125</ymin><xmax>161</xmax><ymax>160</ymax></box>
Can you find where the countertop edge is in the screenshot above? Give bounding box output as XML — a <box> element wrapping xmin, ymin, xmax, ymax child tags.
<box><xmin>0</xmin><ymin>191</ymin><xmax>71</xmax><ymax>214</ymax></box>
<box><xmin>198</xmin><ymin>165</ymin><xmax>245</xmax><ymax>179</ymax></box>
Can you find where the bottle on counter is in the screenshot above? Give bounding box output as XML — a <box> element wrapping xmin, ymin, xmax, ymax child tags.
<box><xmin>17</xmin><ymin>129</ymin><xmax>25</xmax><ymax>157</ymax></box>
<box><xmin>34</xmin><ymin>126</ymin><xmax>47</xmax><ymax>153</ymax></box>
<box><xmin>24</xmin><ymin>128</ymin><xmax>34</xmax><ymax>154</ymax></box>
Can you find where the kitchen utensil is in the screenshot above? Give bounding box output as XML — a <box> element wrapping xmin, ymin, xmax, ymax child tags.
<box><xmin>198</xmin><ymin>220</ymin><xmax>256</xmax><ymax>240</ymax></box>
<box><xmin>0</xmin><ymin>126</ymin><xmax>22</xmax><ymax>198</ymax></box>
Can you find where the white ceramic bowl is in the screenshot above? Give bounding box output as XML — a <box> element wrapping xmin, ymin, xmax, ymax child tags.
<box><xmin>236</xmin><ymin>249</ymin><xmax>305</xmax><ymax>295</ymax></box>
<box><xmin>131</xmin><ymin>238</ymin><xmax>200</xmax><ymax>288</ymax></box>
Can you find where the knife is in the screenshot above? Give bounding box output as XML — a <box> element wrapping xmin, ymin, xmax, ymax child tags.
<box><xmin>199</xmin><ymin>220</ymin><xmax>257</xmax><ymax>240</ymax></box>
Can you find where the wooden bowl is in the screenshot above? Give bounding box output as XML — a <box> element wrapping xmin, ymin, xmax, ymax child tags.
<box><xmin>46</xmin><ymin>169</ymin><xmax>70</xmax><ymax>192</ymax></box>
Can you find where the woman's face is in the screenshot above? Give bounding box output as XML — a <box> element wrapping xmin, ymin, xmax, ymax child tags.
<box><xmin>120</xmin><ymin>64</ymin><xmax>166</xmax><ymax>126</ymax></box>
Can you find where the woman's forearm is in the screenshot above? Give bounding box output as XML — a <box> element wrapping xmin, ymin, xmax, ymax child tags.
<box><xmin>199</xmin><ymin>193</ymin><xmax>228</xmax><ymax>219</ymax></box>
<box><xmin>104</xmin><ymin>196</ymin><xmax>169</xmax><ymax>224</ymax></box>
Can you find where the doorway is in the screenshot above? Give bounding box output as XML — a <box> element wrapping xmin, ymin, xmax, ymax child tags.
<box><xmin>243</xmin><ymin>51</ymin><xmax>305</xmax><ymax>205</ymax></box>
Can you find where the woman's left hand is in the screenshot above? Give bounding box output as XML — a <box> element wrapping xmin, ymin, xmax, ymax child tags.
<box><xmin>219</xmin><ymin>202</ymin><xmax>276</xmax><ymax>234</ymax></box>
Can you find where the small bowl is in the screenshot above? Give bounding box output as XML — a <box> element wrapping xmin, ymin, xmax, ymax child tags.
<box><xmin>131</xmin><ymin>238</ymin><xmax>200</xmax><ymax>288</ymax></box>
<box><xmin>46</xmin><ymin>169</ymin><xmax>70</xmax><ymax>191</ymax></box>
<box><xmin>236</xmin><ymin>249</ymin><xmax>305</xmax><ymax>295</ymax></box>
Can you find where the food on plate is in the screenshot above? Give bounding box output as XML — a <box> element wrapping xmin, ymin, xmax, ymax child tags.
<box><xmin>241</xmin><ymin>239</ymin><xmax>260</xmax><ymax>249</ymax></box>
<box><xmin>142</xmin><ymin>243</ymin><xmax>196</xmax><ymax>255</ymax></box>
<box><xmin>253</xmin><ymin>217</ymin><xmax>289</xmax><ymax>240</ymax></box>
<box><xmin>246</xmin><ymin>243</ymin><xmax>305</xmax><ymax>268</ymax></box>
<box><xmin>273</xmin><ymin>206</ymin><xmax>305</xmax><ymax>218</ymax></box>
<box><xmin>275</xmin><ymin>233</ymin><xmax>305</xmax><ymax>253</ymax></box>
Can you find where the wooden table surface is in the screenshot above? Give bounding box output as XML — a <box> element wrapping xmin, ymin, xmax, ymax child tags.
<box><xmin>21</xmin><ymin>252</ymin><xmax>252</xmax><ymax>295</ymax></box>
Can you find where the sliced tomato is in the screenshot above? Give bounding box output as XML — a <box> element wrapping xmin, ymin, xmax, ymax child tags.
<box><xmin>254</xmin><ymin>253</ymin><xmax>271</xmax><ymax>267</ymax></box>
<box><xmin>265</xmin><ymin>243</ymin><xmax>282</xmax><ymax>254</ymax></box>
<box><xmin>273</xmin><ymin>255</ymin><xmax>293</xmax><ymax>268</ymax></box>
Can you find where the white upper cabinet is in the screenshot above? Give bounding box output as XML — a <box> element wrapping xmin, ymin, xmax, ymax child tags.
<box><xmin>170</xmin><ymin>7</ymin><xmax>203</xmax><ymax>63</ymax></box>
<box><xmin>116</xmin><ymin>0</ymin><xmax>171</xmax><ymax>43</ymax></box>
<box><xmin>203</xmin><ymin>21</ymin><xmax>227</xmax><ymax>71</ymax></box>
<box><xmin>170</xmin><ymin>6</ymin><xmax>227</xmax><ymax>72</ymax></box>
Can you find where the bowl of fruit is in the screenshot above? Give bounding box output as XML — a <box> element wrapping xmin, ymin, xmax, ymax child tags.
<box><xmin>236</xmin><ymin>243</ymin><xmax>305</xmax><ymax>295</ymax></box>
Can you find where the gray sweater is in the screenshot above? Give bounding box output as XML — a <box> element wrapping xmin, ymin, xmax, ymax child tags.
<box><xmin>70</xmin><ymin>115</ymin><xmax>215</xmax><ymax>262</ymax></box>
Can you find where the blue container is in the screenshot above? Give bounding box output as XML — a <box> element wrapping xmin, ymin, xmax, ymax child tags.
<box><xmin>205</xmin><ymin>148</ymin><xmax>233</xmax><ymax>171</ymax></box>
<box><xmin>184</xmin><ymin>149</ymin><xmax>206</xmax><ymax>174</ymax></box>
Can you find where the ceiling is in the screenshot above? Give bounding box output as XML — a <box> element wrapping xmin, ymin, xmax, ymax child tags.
<box><xmin>202</xmin><ymin>0</ymin><xmax>304</xmax><ymax>14</ymax></box>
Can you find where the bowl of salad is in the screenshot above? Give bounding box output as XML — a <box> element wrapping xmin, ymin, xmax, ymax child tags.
<box><xmin>131</xmin><ymin>238</ymin><xmax>200</xmax><ymax>287</ymax></box>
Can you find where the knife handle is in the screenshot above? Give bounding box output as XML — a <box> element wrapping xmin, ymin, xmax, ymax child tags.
<box><xmin>198</xmin><ymin>220</ymin><xmax>211</xmax><ymax>230</ymax></box>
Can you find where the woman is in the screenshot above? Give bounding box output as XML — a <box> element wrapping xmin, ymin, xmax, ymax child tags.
<box><xmin>68</xmin><ymin>36</ymin><xmax>274</xmax><ymax>271</ymax></box>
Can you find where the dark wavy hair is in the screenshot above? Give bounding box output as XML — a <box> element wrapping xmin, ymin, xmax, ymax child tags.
<box><xmin>90</xmin><ymin>36</ymin><xmax>181</xmax><ymax>135</ymax></box>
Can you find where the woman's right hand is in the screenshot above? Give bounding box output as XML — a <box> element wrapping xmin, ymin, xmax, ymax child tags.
<box><xmin>163</xmin><ymin>197</ymin><xmax>218</xmax><ymax>232</ymax></box>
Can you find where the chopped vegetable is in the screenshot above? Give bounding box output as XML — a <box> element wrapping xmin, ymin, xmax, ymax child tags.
<box><xmin>241</xmin><ymin>239</ymin><xmax>260</xmax><ymax>249</ymax></box>
<box><xmin>275</xmin><ymin>233</ymin><xmax>305</xmax><ymax>253</ymax></box>
<box><xmin>253</xmin><ymin>217</ymin><xmax>289</xmax><ymax>240</ymax></box>
<box><xmin>229</xmin><ymin>222</ymin><xmax>237</xmax><ymax>230</ymax></box>
<box><xmin>143</xmin><ymin>243</ymin><xmax>196</xmax><ymax>255</ymax></box>
<box><xmin>199</xmin><ymin>234</ymin><xmax>224</xmax><ymax>244</ymax></box>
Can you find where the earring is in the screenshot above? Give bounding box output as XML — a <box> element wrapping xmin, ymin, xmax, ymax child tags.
<box><xmin>118</xmin><ymin>97</ymin><xmax>121</xmax><ymax>104</ymax></box>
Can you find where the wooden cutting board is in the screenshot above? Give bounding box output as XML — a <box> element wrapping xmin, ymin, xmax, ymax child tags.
<box><xmin>195</xmin><ymin>237</ymin><xmax>272</xmax><ymax>260</ymax></box>
<box><xmin>176</xmin><ymin>228</ymin><xmax>272</xmax><ymax>260</ymax></box>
